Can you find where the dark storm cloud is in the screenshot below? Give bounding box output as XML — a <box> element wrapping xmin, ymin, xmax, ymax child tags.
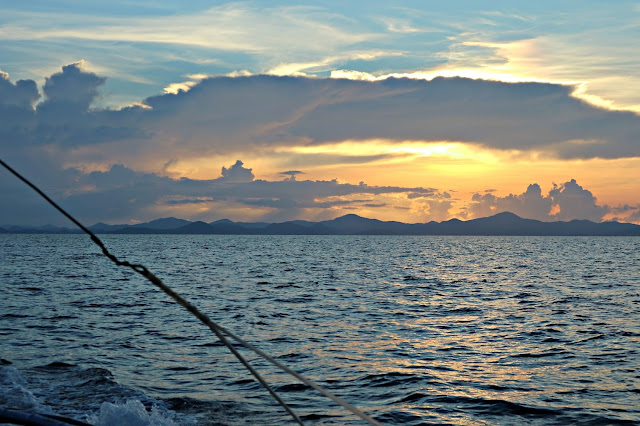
<box><xmin>2</xmin><ymin>65</ymin><xmax>640</xmax><ymax>159</ymax></box>
<box><xmin>0</xmin><ymin>63</ymin><xmax>144</xmax><ymax>148</ymax></box>
<box><xmin>136</xmin><ymin>75</ymin><xmax>640</xmax><ymax>159</ymax></box>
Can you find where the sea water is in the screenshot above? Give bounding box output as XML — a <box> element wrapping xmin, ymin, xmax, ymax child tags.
<box><xmin>1</xmin><ymin>234</ymin><xmax>639</xmax><ymax>425</ymax></box>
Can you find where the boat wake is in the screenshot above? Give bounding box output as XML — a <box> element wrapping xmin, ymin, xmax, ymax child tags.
<box><xmin>0</xmin><ymin>361</ymin><xmax>254</xmax><ymax>425</ymax></box>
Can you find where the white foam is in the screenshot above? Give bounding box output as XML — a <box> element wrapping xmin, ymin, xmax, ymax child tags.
<box><xmin>91</xmin><ymin>399</ymin><xmax>182</xmax><ymax>426</ymax></box>
<box><xmin>0</xmin><ymin>365</ymin><xmax>52</xmax><ymax>413</ymax></box>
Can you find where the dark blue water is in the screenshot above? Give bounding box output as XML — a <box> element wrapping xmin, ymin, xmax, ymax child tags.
<box><xmin>1</xmin><ymin>235</ymin><xmax>639</xmax><ymax>425</ymax></box>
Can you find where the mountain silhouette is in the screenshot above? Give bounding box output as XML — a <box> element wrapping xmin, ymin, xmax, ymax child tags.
<box><xmin>4</xmin><ymin>212</ymin><xmax>640</xmax><ymax>236</ymax></box>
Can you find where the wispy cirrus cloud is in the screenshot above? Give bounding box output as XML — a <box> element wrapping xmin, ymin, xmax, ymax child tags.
<box><xmin>0</xmin><ymin>4</ymin><xmax>378</xmax><ymax>64</ymax></box>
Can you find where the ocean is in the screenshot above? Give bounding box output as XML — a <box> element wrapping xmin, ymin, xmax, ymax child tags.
<box><xmin>1</xmin><ymin>234</ymin><xmax>639</xmax><ymax>425</ymax></box>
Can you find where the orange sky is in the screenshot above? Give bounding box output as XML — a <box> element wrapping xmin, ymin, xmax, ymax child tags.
<box><xmin>155</xmin><ymin>141</ymin><xmax>640</xmax><ymax>223</ymax></box>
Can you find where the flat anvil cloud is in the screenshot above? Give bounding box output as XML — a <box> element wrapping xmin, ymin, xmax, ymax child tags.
<box><xmin>1</xmin><ymin>64</ymin><xmax>640</xmax><ymax>159</ymax></box>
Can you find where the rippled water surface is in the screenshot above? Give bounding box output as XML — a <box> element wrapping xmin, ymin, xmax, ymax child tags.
<box><xmin>1</xmin><ymin>235</ymin><xmax>639</xmax><ymax>425</ymax></box>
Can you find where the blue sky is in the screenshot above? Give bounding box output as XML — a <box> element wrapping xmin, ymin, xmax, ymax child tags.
<box><xmin>1</xmin><ymin>1</ymin><xmax>639</xmax><ymax>225</ymax></box>
<box><xmin>3</xmin><ymin>1</ymin><xmax>639</xmax><ymax>109</ymax></box>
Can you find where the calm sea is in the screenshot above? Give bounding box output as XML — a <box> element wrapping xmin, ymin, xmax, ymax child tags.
<box><xmin>1</xmin><ymin>235</ymin><xmax>639</xmax><ymax>425</ymax></box>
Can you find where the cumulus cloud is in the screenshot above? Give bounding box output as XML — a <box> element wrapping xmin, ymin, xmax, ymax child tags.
<box><xmin>425</xmin><ymin>200</ymin><xmax>454</xmax><ymax>222</ymax></box>
<box><xmin>470</xmin><ymin>183</ymin><xmax>553</xmax><ymax>221</ymax></box>
<box><xmin>549</xmin><ymin>179</ymin><xmax>609</xmax><ymax>222</ymax></box>
<box><xmin>40</xmin><ymin>62</ymin><xmax>105</xmax><ymax>112</ymax></box>
<box><xmin>469</xmin><ymin>179</ymin><xmax>610</xmax><ymax>222</ymax></box>
<box><xmin>0</xmin><ymin>70</ymin><xmax>40</xmax><ymax>146</ymax></box>
<box><xmin>0</xmin><ymin>63</ymin><xmax>144</xmax><ymax>149</ymax></box>
<box><xmin>1</xmin><ymin>66</ymin><xmax>640</xmax><ymax>162</ymax></box>
<box><xmin>0</xmin><ymin>70</ymin><xmax>40</xmax><ymax>109</ymax></box>
<box><xmin>220</xmin><ymin>160</ymin><xmax>254</xmax><ymax>182</ymax></box>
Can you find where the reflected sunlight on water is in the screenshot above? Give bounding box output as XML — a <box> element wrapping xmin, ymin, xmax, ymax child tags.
<box><xmin>1</xmin><ymin>235</ymin><xmax>639</xmax><ymax>424</ymax></box>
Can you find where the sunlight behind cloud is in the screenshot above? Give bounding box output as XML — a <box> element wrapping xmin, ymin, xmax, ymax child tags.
<box><xmin>284</xmin><ymin>140</ymin><xmax>501</xmax><ymax>163</ymax></box>
<box><xmin>438</xmin><ymin>37</ymin><xmax>640</xmax><ymax>112</ymax></box>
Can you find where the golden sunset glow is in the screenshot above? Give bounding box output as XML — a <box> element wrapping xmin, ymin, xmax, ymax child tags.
<box><xmin>1</xmin><ymin>1</ymin><xmax>639</xmax><ymax>226</ymax></box>
<box><xmin>143</xmin><ymin>137</ymin><xmax>640</xmax><ymax>224</ymax></box>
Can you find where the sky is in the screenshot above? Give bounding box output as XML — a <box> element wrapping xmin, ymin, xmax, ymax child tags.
<box><xmin>1</xmin><ymin>0</ymin><xmax>639</xmax><ymax>226</ymax></box>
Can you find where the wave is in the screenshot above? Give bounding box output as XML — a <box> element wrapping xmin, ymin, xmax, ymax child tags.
<box><xmin>0</xmin><ymin>362</ymin><xmax>197</xmax><ymax>425</ymax></box>
<box><xmin>394</xmin><ymin>392</ymin><xmax>637</xmax><ymax>425</ymax></box>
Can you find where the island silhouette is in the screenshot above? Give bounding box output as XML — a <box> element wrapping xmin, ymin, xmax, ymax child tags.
<box><xmin>3</xmin><ymin>212</ymin><xmax>639</xmax><ymax>236</ymax></box>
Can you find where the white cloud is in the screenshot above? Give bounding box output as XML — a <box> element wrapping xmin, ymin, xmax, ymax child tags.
<box><xmin>0</xmin><ymin>5</ymin><xmax>376</xmax><ymax>63</ymax></box>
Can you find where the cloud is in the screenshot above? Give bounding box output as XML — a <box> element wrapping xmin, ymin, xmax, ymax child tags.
<box><xmin>280</xmin><ymin>170</ymin><xmax>304</xmax><ymax>181</ymax></box>
<box><xmin>2</xmin><ymin>67</ymin><xmax>640</xmax><ymax>163</ymax></box>
<box><xmin>0</xmin><ymin>70</ymin><xmax>40</xmax><ymax>145</ymax></box>
<box><xmin>0</xmin><ymin>160</ymin><xmax>441</xmax><ymax>225</ymax></box>
<box><xmin>0</xmin><ymin>69</ymin><xmax>40</xmax><ymax>109</ymax></box>
<box><xmin>605</xmin><ymin>205</ymin><xmax>640</xmax><ymax>224</ymax></box>
<box><xmin>469</xmin><ymin>180</ymin><xmax>610</xmax><ymax>222</ymax></box>
<box><xmin>83</xmin><ymin>74</ymin><xmax>640</xmax><ymax>160</ymax></box>
<box><xmin>549</xmin><ymin>179</ymin><xmax>609</xmax><ymax>222</ymax></box>
<box><xmin>39</xmin><ymin>61</ymin><xmax>105</xmax><ymax>112</ymax></box>
<box><xmin>0</xmin><ymin>4</ymin><xmax>377</xmax><ymax>72</ymax></box>
<box><xmin>220</xmin><ymin>160</ymin><xmax>254</xmax><ymax>182</ymax></box>
<box><xmin>627</xmin><ymin>209</ymin><xmax>640</xmax><ymax>224</ymax></box>
<box><xmin>425</xmin><ymin>200</ymin><xmax>454</xmax><ymax>222</ymax></box>
<box><xmin>1</xmin><ymin>63</ymin><xmax>144</xmax><ymax>149</ymax></box>
<box><xmin>470</xmin><ymin>183</ymin><xmax>552</xmax><ymax>221</ymax></box>
<box><xmin>0</xmin><ymin>65</ymin><xmax>635</xmax><ymax>226</ymax></box>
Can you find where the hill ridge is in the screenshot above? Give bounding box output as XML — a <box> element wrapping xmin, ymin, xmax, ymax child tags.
<box><xmin>3</xmin><ymin>212</ymin><xmax>638</xmax><ymax>236</ymax></box>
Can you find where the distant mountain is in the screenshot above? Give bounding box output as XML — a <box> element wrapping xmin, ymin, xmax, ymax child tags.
<box><xmin>0</xmin><ymin>224</ymin><xmax>79</xmax><ymax>234</ymax></box>
<box><xmin>262</xmin><ymin>221</ymin><xmax>331</xmax><ymax>235</ymax></box>
<box><xmin>175</xmin><ymin>221</ymin><xmax>247</xmax><ymax>234</ymax></box>
<box><xmin>89</xmin><ymin>222</ymin><xmax>129</xmax><ymax>232</ymax></box>
<box><xmin>0</xmin><ymin>227</ymin><xmax>7</xmax><ymax>233</ymax></box>
<box><xmin>131</xmin><ymin>217</ymin><xmax>192</xmax><ymax>230</ymax></box>
<box><xmin>4</xmin><ymin>212</ymin><xmax>640</xmax><ymax>236</ymax></box>
<box><xmin>90</xmin><ymin>217</ymin><xmax>193</xmax><ymax>232</ymax></box>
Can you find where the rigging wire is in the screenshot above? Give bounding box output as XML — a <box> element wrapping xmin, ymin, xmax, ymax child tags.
<box><xmin>0</xmin><ymin>158</ymin><xmax>381</xmax><ymax>426</ymax></box>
